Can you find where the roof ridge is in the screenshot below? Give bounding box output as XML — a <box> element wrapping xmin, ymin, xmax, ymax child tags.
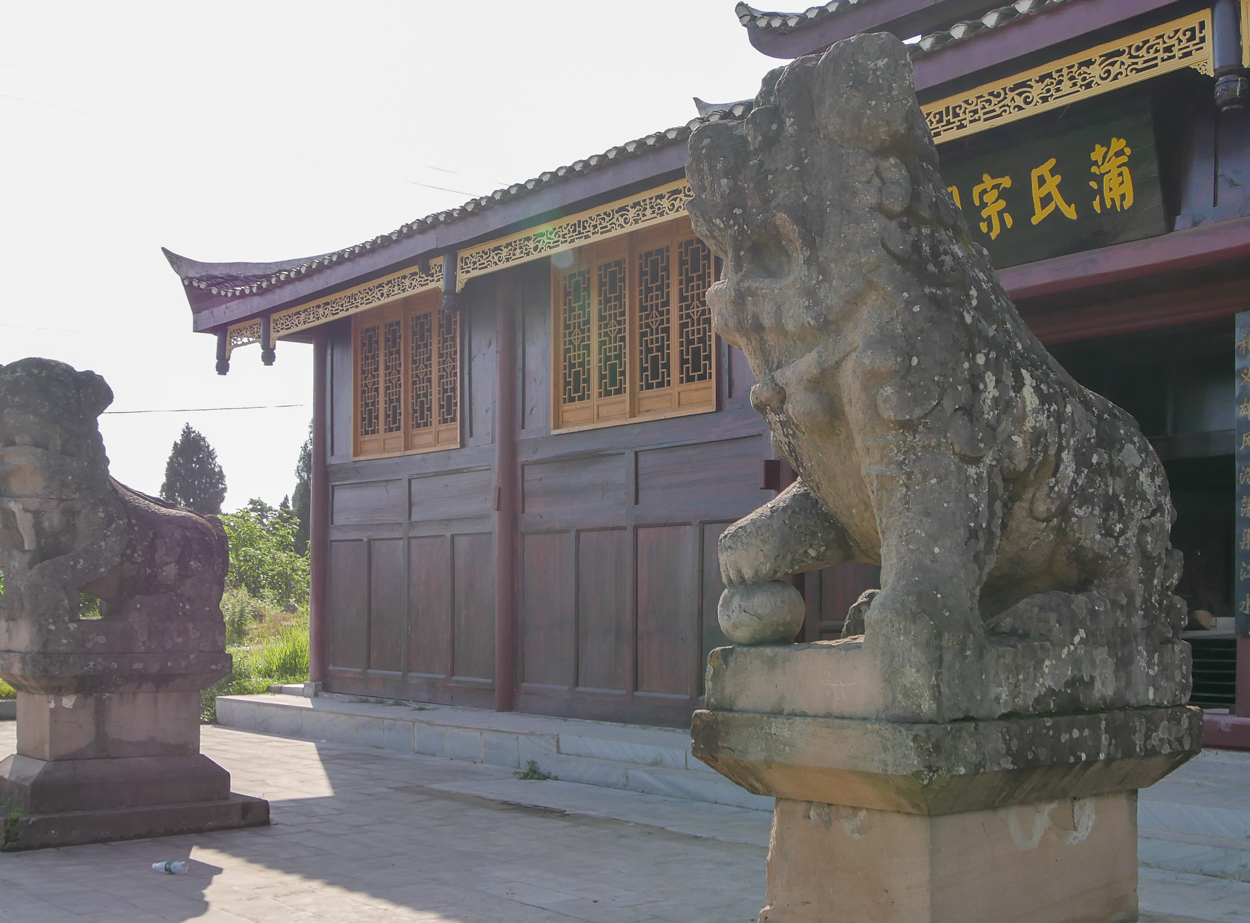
<box><xmin>736</xmin><ymin>1</ymin><xmax>864</xmax><ymax>33</ymax></box>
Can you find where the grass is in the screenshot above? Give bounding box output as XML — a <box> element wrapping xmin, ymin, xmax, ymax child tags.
<box><xmin>514</xmin><ymin>759</ymin><xmax>557</xmax><ymax>781</ymax></box>
<box><xmin>201</xmin><ymin>588</ymin><xmax>309</xmax><ymax>723</ymax></box>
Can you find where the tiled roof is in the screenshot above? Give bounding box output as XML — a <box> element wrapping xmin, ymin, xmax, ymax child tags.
<box><xmin>911</xmin><ymin>0</ymin><xmax>1074</xmax><ymax>56</ymax></box>
<box><xmin>738</xmin><ymin>0</ymin><xmax>1077</xmax><ymax>55</ymax></box>
<box><xmin>167</xmin><ymin>106</ymin><xmax>750</xmax><ymax>302</ymax></box>
<box><xmin>736</xmin><ymin>1</ymin><xmax>869</xmax><ymax>34</ymax></box>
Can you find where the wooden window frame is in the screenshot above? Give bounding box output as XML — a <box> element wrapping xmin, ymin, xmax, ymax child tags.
<box><xmin>352</xmin><ymin>289</ymin><xmax>460</xmax><ymax>459</ymax></box>
<box><xmin>551</xmin><ymin>217</ymin><xmax>717</xmax><ymax>433</ymax></box>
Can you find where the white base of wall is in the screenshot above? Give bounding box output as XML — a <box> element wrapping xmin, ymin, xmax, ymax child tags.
<box><xmin>215</xmin><ymin>693</ymin><xmax>773</xmax><ymax>812</ymax></box>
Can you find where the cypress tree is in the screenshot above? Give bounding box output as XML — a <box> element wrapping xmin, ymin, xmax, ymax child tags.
<box><xmin>159</xmin><ymin>423</ymin><xmax>227</xmax><ymax>514</ymax></box>
<box><xmin>292</xmin><ymin>421</ymin><xmax>312</xmax><ymax>555</ymax></box>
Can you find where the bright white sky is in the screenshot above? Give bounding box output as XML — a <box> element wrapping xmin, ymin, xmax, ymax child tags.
<box><xmin>0</xmin><ymin>1</ymin><xmax>775</xmax><ymax>511</ymax></box>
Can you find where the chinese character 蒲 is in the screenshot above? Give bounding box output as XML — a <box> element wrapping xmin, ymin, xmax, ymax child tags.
<box><xmin>1090</xmin><ymin>138</ymin><xmax>1133</xmax><ymax>213</ymax></box>
<box><xmin>973</xmin><ymin>174</ymin><xmax>1013</xmax><ymax>240</ymax></box>
<box><xmin>1030</xmin><ymin>158</ymin><xmax>1077</xmax><ymax>225</ymax></box>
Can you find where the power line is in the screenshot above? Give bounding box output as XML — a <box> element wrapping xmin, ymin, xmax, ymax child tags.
<box><xmin>103</xmin><ymin>404</ymin><xmax>309</xmax><ymax>415</ymax></box>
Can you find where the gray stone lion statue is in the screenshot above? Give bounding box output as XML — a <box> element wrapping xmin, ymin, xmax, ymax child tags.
<box><xmin>686</xmin><ymin>33</ymin><xmax>1190</xmax><ymax>722</ymax></box>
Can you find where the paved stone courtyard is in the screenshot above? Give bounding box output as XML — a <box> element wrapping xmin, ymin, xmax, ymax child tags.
<box><xmin>1</xmin><ymin>721</ymin><xmax>1247</xmax><ymax>923</ymax></box>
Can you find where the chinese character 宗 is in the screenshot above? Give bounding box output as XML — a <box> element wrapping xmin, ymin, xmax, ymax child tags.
<box><xmin>1030</xmin><ymin>158</ymin><xmax>1077</xmax><ymax>225</ymax></box>
<box><xmin>972</xmin><ymin>173</ymin><xmax>1013</xmax><ymax>240</ymax></box>
<box><xmin>1090</xmin><ymin>138</ymin><xmax>1134</xmax><ymax>213</ymax></box>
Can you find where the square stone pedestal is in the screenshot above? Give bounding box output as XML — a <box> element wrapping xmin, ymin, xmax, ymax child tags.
<box><xmin>0</xmin><ymin>690</ymin><xmax>268</xmax><ymax>850</ymax></box>
<box><xmin>693</xmin><ymin>706</ymin><xmax>1202</xmax><ymax>923</ymax></box>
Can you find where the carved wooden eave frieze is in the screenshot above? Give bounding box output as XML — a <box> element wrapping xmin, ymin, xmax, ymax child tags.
<box><xmin>920</xmin><ymin>10</ymin><xmax>1213</xmax><ymax>144</ymax></box>
<box><xmin>455</xmin><ymin>179</ymin><xmax>695</xmax><ymax>292</ymax></box>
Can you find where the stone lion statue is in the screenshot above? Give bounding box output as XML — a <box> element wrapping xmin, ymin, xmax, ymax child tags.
<box><xmin>686</xmin><ymin>34</ymin><xmax>1190</xmax><ymax>722</ymax></box>
<box><xmin>0</xmin><ymin>357</ymin><xmax>228</xmax><ymax>687</ymax></box>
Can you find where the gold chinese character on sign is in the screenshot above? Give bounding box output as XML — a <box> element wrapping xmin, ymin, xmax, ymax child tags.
<box><xmin>1240</xmin><ymin>527</ymin><xmax>1250</xmax><ymax>550</ymax></box>
<box><xmin>1239</xmin><ymin>399</ymin><xmax>1250</xmax><ymax>420</ymax></box>
<box><xmin>948</xmin><ymin>186</ymin><xmax>962</xmax><ymax>211</ymax></box>
<box><xmin>1241</xmin><ymin>495</ymin><xmax>1250</xmax><ymax>518</ymax></box>
<box><xmin>1241</xmin><ymin>368</ymin><xmax>1250</xmax><ymax>387</ymax></box>
<box><xmin>1241</xmin><ymin>595</ymin><xmax>1250</xmax><ymax>616</ymax></box>
<box><xmin>972</xmin><ymin>174</ymin><xmax>1013</xmax><ymax>240</ymax></box>
<box><xmin>1090</xmin><ymin>138</ymin><xmax>1133</xmax><ymax>213</ymax></box>
<box><xmin>1239</xmin><ymin>330</ymin><xmax>1250</xmax><ymax>356</ymax></box>
<box><xmin>1242</xmin><ymin>433</ymin><xmax>1250</xmax><ymax>452</ymax></box>
<box><xmin>1030</xmin><ymin>158</ymin><xmax>1077</xmax><ymax>225</ymax></box>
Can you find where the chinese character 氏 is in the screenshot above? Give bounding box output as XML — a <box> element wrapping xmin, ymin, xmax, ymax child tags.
<box><xmin>972</xmin><ymin>173</ymin><xmax>1013</xmax><ymax>240</ymax></box>
<box><xmin>1090</xmin><ymin>138</ymin><xmax>1133</xmax><ymax>213</ymax></box>
<box><xmin>1030</xmin><ymin>158</ymin><xmax>1077</xmax><ymax>225</ymax></box>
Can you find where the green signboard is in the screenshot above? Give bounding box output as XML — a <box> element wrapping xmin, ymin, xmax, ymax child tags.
<box><xmin>940</xmin><ymin>97</ymin><xmax>1166</xmax><ymax>269</ymax></box>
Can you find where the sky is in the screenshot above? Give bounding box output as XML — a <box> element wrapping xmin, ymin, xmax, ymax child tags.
<box><xmin>0</xmin><ymin>1</ymin><xmax>777</xmax><ymax>511</ymax></box>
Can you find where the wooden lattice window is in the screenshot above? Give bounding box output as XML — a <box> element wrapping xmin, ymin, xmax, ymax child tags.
<box><xmin>353</xmin><ymin>290</ymin><xmax>460</xmax><ymax>457</ymax></box>
<box><xmin>552</xmin><ymin>217</ymin><xmax>716</xmax><ymax>431</ymax></box>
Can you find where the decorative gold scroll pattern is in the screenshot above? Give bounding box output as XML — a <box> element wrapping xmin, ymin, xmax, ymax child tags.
<box><xmin>456</xmin><ymin>180</ymin><xmax>694</xmax><ymax>291</ymax></box>
<box><xmin>922</xmin><ymin>12</ymin><xmax>1212</xmax><ymax>144</ymax></box>
<box><xmin>225</xmin><ymin>319</ymin><xmax>262</xmax><ymax>359</ymax></box>
<box><xmin>266</xmin><ymin>260</ymin><xmax>443</xmax><ymax>342</ymax></box>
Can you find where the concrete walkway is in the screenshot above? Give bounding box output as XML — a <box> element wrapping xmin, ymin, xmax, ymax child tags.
<box><xmin>0</xmin><ymin>721</ymin><xmax>1247</xmax><ymax>923</ymax></box>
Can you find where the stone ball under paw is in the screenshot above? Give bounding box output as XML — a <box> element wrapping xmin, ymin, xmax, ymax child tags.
<box><xmin>718</xmin><ymin>581</ymin><xmax>805</xmax><ymax>645</ymax></box>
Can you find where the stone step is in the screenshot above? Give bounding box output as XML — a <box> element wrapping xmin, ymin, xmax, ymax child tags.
<box><xmin>215</xmin><ymin>693</ymin><xmax>772</xmax><ymax>812</ymax></box>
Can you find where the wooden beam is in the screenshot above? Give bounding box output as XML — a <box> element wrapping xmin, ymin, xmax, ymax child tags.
<box><xmin>309</xmin><ymin>329</ymin><xmax>329</xmax><ymax>686</ymax></box>
<box><xmin>494</xmin><ymin>272</ymin><xmax>519</xmax><ymax>712</ymax></box>
<box><xmin>1002</xmin><ymin>215</ymin><xmax>1250</xmax><ymax>302</ymax></box>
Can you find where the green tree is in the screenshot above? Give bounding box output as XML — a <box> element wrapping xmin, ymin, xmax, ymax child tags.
<box><xmin>160</xmin><ymin>424</ymin><xmax>227</xmax><ymax>514</ymax></box>
<box><xmin>219</xmin><ymin>499</ymin><xmax>309</xmax><ymax>606</ymax></box>
<box><xmin>292</xmin><ymin>421</ymin><xmax>312</xmax><ymax>555</ymax></box>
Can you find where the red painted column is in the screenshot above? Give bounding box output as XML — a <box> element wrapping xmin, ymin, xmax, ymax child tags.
<box><xmin>308</xmin><ymin>328</ymin><xmax>329</xmax><ymax>685</ymax></box>
<box><xmin>494</xmin><ymin>273</ymin><xmax>518</xmax><ymax>711</ymax></box>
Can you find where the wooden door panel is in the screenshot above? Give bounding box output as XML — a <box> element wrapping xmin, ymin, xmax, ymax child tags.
<box><xmin>520</xmin><ymin>532</ymin><xmax>574</xmax><ymax>688</ymax></box>
<box><xmin>328</xmin><ymin>539</ymin><xmax>368</xmax><ymax>670</ymax></box>
<box><xmin>636</xmin><ymin>436</ymin><xmax>762</xmax><ymax>511</ymax></box>
<box><xmin>635</xmin><ymin>525</ymin><xmax>695</xmax><ymax>698</ymax></box>
<box><xmin>577</xmin><ymin>529</ymin><xmax>628</xmax><ymax>692</ymax></box>
<box><xmin>408</xmin><ymin>536</ymin><xmax>451</xmax><ymax>677</ymax></box>
<box><xmin>453</xmin><ymin>532</ymin><xmax>495</xmax><ymax>681</ymax></box>
<box><xmin>368</xmin><ymin>538</ymin><xmax>406</xmax><ymax>673</ymax></box>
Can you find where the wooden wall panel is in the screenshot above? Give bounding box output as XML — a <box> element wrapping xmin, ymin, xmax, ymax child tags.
<box><xmin>328</xmin><ymin>539</ymin><xmax>368</xmax><ymax>670</ymax></box>
<box><xmin>635</xmin><ymin>525</ymin><xmax>695</xmax><ymax>698</ymax></box>
<box><xmin>453</xmin><ymin>532</ymin><xmax>495</xmax><ymax>681</ymax></box>
<box><xmin>728</xmin><ymin>345</ymin><xmax>756</xmax><ymax>400</ymax></box>
<box><xmin>410</xmin><ymin>467</ymin><xmax>493</xmax><ymax>521</ymax></box>
<box><xmin>700</xmin><ymin>522</ymin><xmax>732</xmax><ymax>688</ymax></box>
<box><xmin>577</xmin><ymin>529</ymin><xmax>628</xmax><ymax>692</ymax></box>
<box><xmin>329</xmin><ymin>327</ymin><xmax>353</xmax><ymax>461</ymax></box>
<box><xmin>520</xmin><ymin>532</ymin><xmax>574</xmax><ymax>688</ymax></box>
<box><xmin>408</xmin><ymin>536</ymin><xmax>451</xmax><ymax>676</ymax></box>
<box><xmin>467</xmin><ymin>296</ymin><xmax>496</xmax><ymax>445</ymax></box>
<box><xmin>520</xmin><ymin>262</ymin><xmax>552</xmax><ymax>436</ymax></box>
<box><xmin>332</xmin><ymin>480</ymin><xmax>404</xmax><ymax>524</ymax></box>
<box><xmin>368</xmin><ymin>538</ymin><xmax>406</xmax><ymax>673</ymax></box>
<box><xmin>522</xmin><ymin>454</ymin><xmax>626</xmax><ymax>514</ymax></box>
<box><xmin>636</xmin><ymin>436</ymin><xmax>762</xmax><ymax>511</ymax></box>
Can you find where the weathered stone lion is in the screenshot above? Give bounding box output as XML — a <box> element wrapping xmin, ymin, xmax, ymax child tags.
<box><xmin>686</xmin><ymin>34</ymin><xmax>1189</xmax><ymax>722</ymax></box>
<box><xmin>0</xmin><ymin>357</ymin><xmax>229</xmax><ymax>691</ymax></box>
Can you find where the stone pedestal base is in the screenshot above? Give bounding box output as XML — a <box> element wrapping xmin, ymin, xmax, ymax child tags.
<box><xmin>2</xmin><ymin>794</ymin><xmax>270</xmax><ymax>851</ymax></box>
<box><xmin>0</xmin><ymin>690</ymin><xmax>270</xmax><ymax>850</ymax></box>
<box><xmin>762</xmin><ymin>794</ymin><xmax>1137</xmax><ymax>923</ymax></box>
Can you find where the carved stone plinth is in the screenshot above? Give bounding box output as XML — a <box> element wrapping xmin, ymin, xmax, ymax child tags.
<box><xmin>693</xmin><ymin>689</ymin><xmax>1202</xmax><ymax>923</ymax></box>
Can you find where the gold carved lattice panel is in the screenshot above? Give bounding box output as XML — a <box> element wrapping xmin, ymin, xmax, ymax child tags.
<box><xmin>458</xmin><ymin>180</ymin><xmax>693</xmax><ymax>290</ymax></box>
<box><xmin>383</xmin><ymin>319</ymin><xmax>403</xmax><ymax>434</ymax></box>
<box><xmin>677</xmin><ymin>238</ymin><xmax>714</xmax><ymax>385</ymax></box>
<box><xmin>269</xmin><ymin>261</ymin><xmax>443</xmax><ymax>341</ymax></box>
<box><xmin>561</xmin><ymin>268</ymin><xmax>592</xmax><ymax>405</ymax></box>
<box><xmin>225</xmin><ymin>320</ymin><xmax>262</xmax><ymax>358</ymax></box>
<box><xmin>597</xmin><ymin>259</ymin><xmax>627</xmax><ymax>399</ymax></box>
<box><xmin>638</xmin><ymin>246</ymin><xmax>671</xmax><ymax>392</ymax></box>
<box><xmin>359</xmin><ymin>323</ymin><xmax>380</xmax><ymax>438</ymax></box>
<box><xmin>922</xmin><ymin>11</ymin><xmax>1212</xmax><ymax>144</ymax></box>
<box><xmin>437</xmin><ymin>310</ymin><xmax>459</xmax><ymax>427</ymax></box>
<box><xmin>410</xmin><ymin>310</ymin><xmax>434</xmax><ymax>431</ymax></box>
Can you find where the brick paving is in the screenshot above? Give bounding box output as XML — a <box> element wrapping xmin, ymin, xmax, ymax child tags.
<box><xmin>0</xmin><ymin>721</ymin><xmax>1243</xmax><ymax>922</ymax></box>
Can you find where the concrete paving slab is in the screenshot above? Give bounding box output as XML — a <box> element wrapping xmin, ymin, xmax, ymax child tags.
<box><xmin>0</xmin><ymin>721</ymin><xmax>1243</xmax><ymax>923</ymax></box>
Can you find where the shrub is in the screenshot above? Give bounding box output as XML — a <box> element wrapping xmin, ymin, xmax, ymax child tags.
<box><xmin>219</xmin><ymin>500</ymin><xmax>309</xmax><ymax>607</ymax></box>
<box><xmin>0</xmin><ymin>679</ymin><xmax>13</xmax><ymax>700</ymax></box>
